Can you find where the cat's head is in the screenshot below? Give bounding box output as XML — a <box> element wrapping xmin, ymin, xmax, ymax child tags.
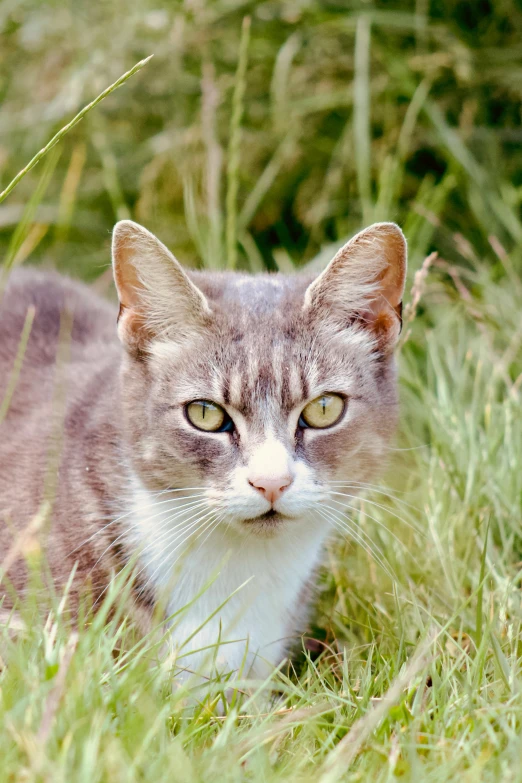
<box><xmin>112</xmin><ymin>220</ymin><xmax>406</xmax><ymax>536</ymax></box>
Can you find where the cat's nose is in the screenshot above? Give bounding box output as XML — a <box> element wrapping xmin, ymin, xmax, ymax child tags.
<box><xmin>249</xmin><ymin>475</ymin><xmax>293</xmax><ymax>504</ymax></box>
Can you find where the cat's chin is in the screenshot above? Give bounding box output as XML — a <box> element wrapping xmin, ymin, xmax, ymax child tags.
<box><xmin>240</xmin><ymin>509</ymin><xmax>293</xmax><ymax>536</ymax></box>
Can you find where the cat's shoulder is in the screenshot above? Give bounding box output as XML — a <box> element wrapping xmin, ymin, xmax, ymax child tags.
<box><xmin>0</xmin><ymin>267</ymin><xmax>118</xmax><ymax>365</ymax></box>
<box><xmin>3</xmin><ymin>266</ymin><xmax>116</xmax><ymax>320</ymax></box>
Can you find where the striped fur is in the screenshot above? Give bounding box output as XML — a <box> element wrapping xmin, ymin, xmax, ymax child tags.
<box><xmin>0</xmin><ymin>220</ymin><xmax>406</xmax><ymax>685</ymax></box>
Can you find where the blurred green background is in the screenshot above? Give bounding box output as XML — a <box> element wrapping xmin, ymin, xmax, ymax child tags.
<box><xmin>3</xmin><ymin>6</ymin><xmax>522</xmax><ymax>778</ymax></box>
<box><xmin>2</xmin><ymin>0</ymin><xmax>522</xmax><ymax>282</ymax></box>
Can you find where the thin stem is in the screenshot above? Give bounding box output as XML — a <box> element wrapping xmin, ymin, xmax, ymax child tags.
<box><xmin>0</xmin><ymin>55</ymin><xmax>153</xmax><ymax>204</ymax></box>
<box><xmin>0</xmin><ymin>306</ymin><xmax>35</xmax><ymax>425</ymax></box>
<box><xmin>226</xmin><ymin>16</ymin><xmax>251</xmax><ymax>270</ymax></box>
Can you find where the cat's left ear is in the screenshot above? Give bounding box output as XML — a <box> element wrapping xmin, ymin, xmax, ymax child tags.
<box><xmin>303</xmin><ymin>222</ymin><xmax>407</xmax><ymax>353</ymax></box>
<box><xmin>112</xmin><ymin>220</ymin><xmax>211</xmax><ymax>353</ymax></box>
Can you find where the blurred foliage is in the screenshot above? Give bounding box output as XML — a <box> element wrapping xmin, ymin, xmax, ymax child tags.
<box><xmin>3</xmin><ymin>5</ymin><xmax>522</xmax><ymax>778</ymax></box>
<box><xmin>1</xmin><ymin>0</ymin><xmax>522</xmax><ymax>280</ymax></box>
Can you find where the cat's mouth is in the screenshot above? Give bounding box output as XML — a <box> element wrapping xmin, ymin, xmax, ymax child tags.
<box><xmin>259</xmin><ymin>509</ymin><xmax>278</xmax><ymax>520</ymax></box>
<box><xmin>245</xmin><ymin>509</ymin><xmax>284</xmax><ymax>524</ymax></box>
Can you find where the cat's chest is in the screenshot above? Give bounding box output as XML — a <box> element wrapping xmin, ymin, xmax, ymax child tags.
<box><xmin>125</xmin><ymin>479</ymin><xmax>327</xmax><ymax>674</ymax></box>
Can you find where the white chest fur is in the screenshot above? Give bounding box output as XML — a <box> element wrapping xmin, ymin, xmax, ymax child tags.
<box><xmin>126</xmin><ymin>480</ymin><xmax>328</xmax><ymax>682</ymax></box>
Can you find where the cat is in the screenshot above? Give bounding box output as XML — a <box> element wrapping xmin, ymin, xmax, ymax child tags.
<box><xmin>0</xmin><ymin>220</ymin><xmax>406</xmax><ymax>686</ymax></box>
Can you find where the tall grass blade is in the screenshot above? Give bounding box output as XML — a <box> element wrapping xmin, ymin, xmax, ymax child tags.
<box><xmin>226</xmin><ymin>16</ymin><xmax>251</xmax><ymax>270</ymax></box>
<box><xmin>353</xmin><ymin>14</ymin><xmax>372</xmax><ymax>225</ymax></box>
<box><xmin>0</xmin><ymin>55</ymin><xmax>153</xmax><ymax>205</ymax></box>
<box><xmin>1</xmin><ymin>147</ymin><xmax>61</xmax><ymax>292</ymax></box>
<box><xmin>475</xmin><ymin>517</ymin><xmax>490</xmax><ymax>650</ymax></box>
<box><xmin>0</xmin><ymin>306</ymin><xmax>35</xmax><ymax>426</ymax></box>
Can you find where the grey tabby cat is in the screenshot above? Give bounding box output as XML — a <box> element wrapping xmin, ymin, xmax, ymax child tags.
<box><xmin>0</xmin><ymin>220</ymin><xmax>406</xmax><ymax>683</ymax></box>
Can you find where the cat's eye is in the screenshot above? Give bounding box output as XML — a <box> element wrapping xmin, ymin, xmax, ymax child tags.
<box><xmin>299</xmin><ymin>394</ymin><xmax>345</xmax><ymax>429</ymax></box>
<box><xmin>185</xmin><ymin>400</ymin><xmax>232</xmax><ymax>432</ymax></box>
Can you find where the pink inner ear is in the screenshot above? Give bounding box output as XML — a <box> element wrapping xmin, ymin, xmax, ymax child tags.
<box><xmin>367</xmin><ymin>288</ymin><xmax>404</xmax><ymax>322</ymax></box>
<box><xmin>303</xmin><ymin>223</ymin><xmax>407</xmax><ymax>324</ymax></box>
<box><xmin>356</xmin><ymin>297</ymin><xmax>402</xmax><ymax>353</ymax></box>
<box><xmin>377</xmin><ymin>259</ymin><xmax>405</xmax><ymax>309</ymax></box>
<box><xmin>351</xmin><ymin>264</ymin><xmax>404</xmax><ymax>352</ymax></box>
<box><xmin>112</xmin><ymin>241</ymin><xmax>143</xmax><ymax>311</ymax></box>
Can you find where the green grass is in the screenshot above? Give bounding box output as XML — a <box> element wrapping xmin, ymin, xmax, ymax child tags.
<box><xmin>2</xmin><ymin>0</ymin><xmax>522</xmax><ymax>780</ymax></box>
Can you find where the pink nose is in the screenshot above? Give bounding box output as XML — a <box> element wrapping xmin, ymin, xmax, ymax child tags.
<box><xmin>249</xmin><ymin>476</ymin><xmax>293</xmax><ymax>504</ymax></box>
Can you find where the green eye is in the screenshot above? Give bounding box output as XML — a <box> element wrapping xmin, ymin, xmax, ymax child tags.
<box><xmin>300</xmin><ymin>394</ymin><xmax>345</xmax><ymax>429</ymax></box>
<box><xmin>186</xmin><ymin>400</ymin><xmax>227</xmax><ymax>432</ymax></box>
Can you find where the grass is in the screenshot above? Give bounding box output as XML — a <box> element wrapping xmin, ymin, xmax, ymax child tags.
<box><xmin>1</xmin><ymin>0</ymin><xmax>522</xmax><ymax>780</ymax></box>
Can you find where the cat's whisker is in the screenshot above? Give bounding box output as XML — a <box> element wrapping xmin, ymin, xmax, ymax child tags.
<box><xmin>92</xmin><ymin>506</ymin><xmax>214</xmax><ymax>608</ymax></box>
<box><xmin>329</xmin><ymin>479</ymin><xmax>409</xmax><ymax>492</ymax></box>
<box><xmin>328</xmin><ymin>481</ymin><xmax>422</xmax><ymax>516</ymax></box>
<box><xmin>381</xmin><ymin>444</ymin><xmax>429</xmax><ymax>452</ymax></box>
<box><xmin>188</xmin><ymin>510</ymin><xmax>232</xmax><ymax>566</ymax></box>
<box><xmin>70</xmin><ymin>493</ymin><xmax>208</xmax><ymax>555</ymax></box>
<box><xmin>324</xmin><ymin>500</ymin><xmax>423</xmax><ymax>573</ymax></box>
<box><xmin>169</xmin><ymin>511</ymin><xmax>221</xmax><ymax>565</ymax></box>
<box><xmin>320</xmin><ymin>513</ymin><xmax>396</xmax><ymax>582</ymax></box>
<box><xmin>329</xmin><ymin>479</ymin><xmax>415</xmax><ymax>498</ymax></box>
<box><xmin>134</xmin><ymin>505</ymin><xmax>214</xmax><ymax>570</ymax></box>
<box><xmin>169</xmin><ymin>512</ymin><xmax>228</xmax><ymax>573</ymax></box>
<box><xmin>127</xmin><ymin>506</ymin><xmax>217</xmax><ymax>585</ymax></box>
<box><xmin>328</xmin><ymin>491</ymin><xmax>424</xmax><ymax>537</ymax></box>
<box><xmin>318</xmin><ymin>508</ymin><xmax>397</xmax><ymax>582</ymax></box>
<box><xmin>87</xmin><ymin>499</ymin><xmax>210</xmax><ymax>574</ymax></box>
<box><xmin>127</xmin><ymin>499</ymin><xmax>210</xmax><ymax>538</ymax></box>
<box><xmin>138</xmin><ymin>509</ymin><xmax>220</xmax><ymax>597</ymax></box>
<box><xmin>327</xmin><ymin>497</ymin><xmax>414</xmax><ymax>550</ymax></box>
<box><xmin>328</xmin><ymin>481</ymin><xmax>421</xmax><ymax>510</ymax></box>
<box><xmin>134</xmin><ymin>504</ymin><xmax>219</xmax><ymax>575</ymax></box>
<box><xmin>133</xmin><ymin>516</ymin><xmax>222</xmax><ymax>614</ymax></box>
<box><xmin>319</xmin><ymin>502</ymin><xmax>398</xmax><ymax>576</ymax></box>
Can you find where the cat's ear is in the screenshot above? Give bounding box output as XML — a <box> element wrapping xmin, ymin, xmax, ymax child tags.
<box><xmin>303</xmin><ymin>222</ymin><xmax>407</xmax><ymax>353</ymax></box>
<box><xmin>112</xmin><ymin>220</ymin><xmax>211</xmax><ymax>353</ymax></box>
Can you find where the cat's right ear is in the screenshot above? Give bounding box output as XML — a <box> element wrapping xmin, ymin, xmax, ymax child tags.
<box><xmin>111</xmin><ymin>220</ymin><xmax>211</xmax><ymax>353</ymax></box>
<box><xmin>303</xmin><ymin>222</ymin><xmax>407</xmax><ymax>354</ymax></box>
